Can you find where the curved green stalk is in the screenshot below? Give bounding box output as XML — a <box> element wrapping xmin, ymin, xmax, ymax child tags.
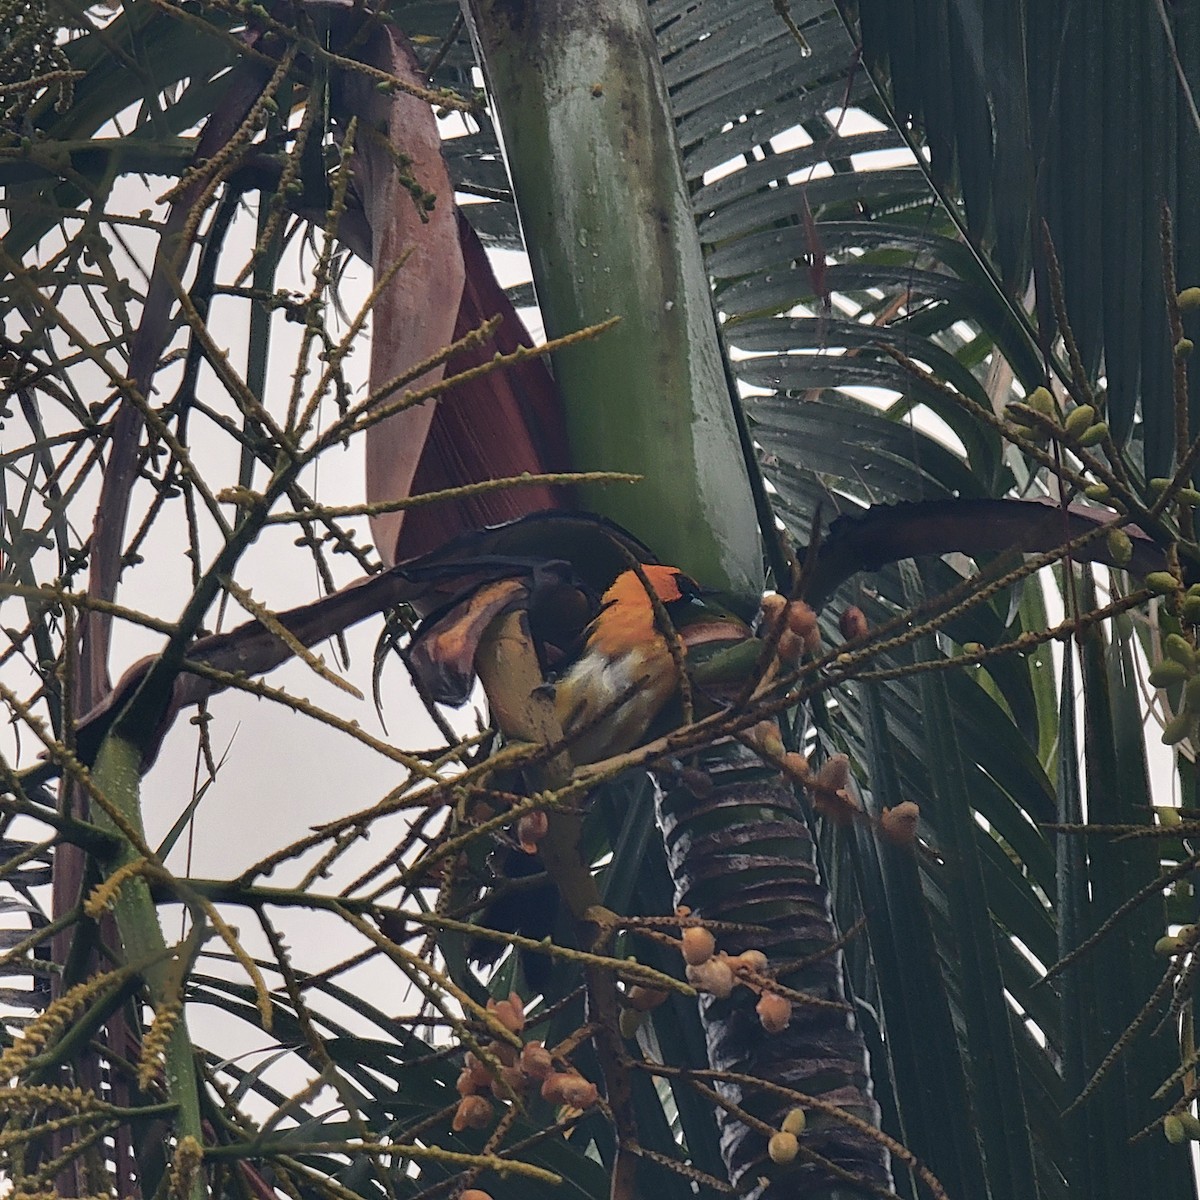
<box><xmin>90</xmin><ymin>733</ymin><xmax>205</xmax><ymax>1200</ymax></box>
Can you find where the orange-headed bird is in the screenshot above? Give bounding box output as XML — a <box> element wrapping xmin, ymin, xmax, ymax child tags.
<box><xmin>553</xmin><ymin>565</ymin><xmax>696</xmax><ymax>764</ymax></box>
<box><xmin>468</xmin><ymin>560</ymin><xmax>752</xmax><ymax>985</ymax></box>
<box><xmin>472</xmin><ymin>564</ymin><xmax>697</xmax><ymax>985</ymax></box>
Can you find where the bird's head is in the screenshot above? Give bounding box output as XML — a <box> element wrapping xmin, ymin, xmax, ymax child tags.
<box><xmin>602</xmin><ymin>565</ymin><xmax>699</xmax><ymax>609</ymax></box>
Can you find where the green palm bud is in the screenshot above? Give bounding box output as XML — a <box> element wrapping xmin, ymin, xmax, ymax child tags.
<box><xmin>1162</xmin><ymin>710</ymin><xmax>1194</xmax><ymax>745</ymax></box>
<box><xmin>1146</xmin><ymin>571</ymin><xmax>1180</xmax><ymax>594</ymax></box>
<box><xmin>1077</xmin><ymin>422</ymin><xmax>1108</xmax><ymax>447</ymax></box>
<box><xmin>1165</xmin><ymin>633</ymin><xmax>1195</xmax><ymax>665</ymax></box>
<box><xmin>1149</xmin><ymin>660</ymin><xmax>1190</xmax><ymax>687</ymax></box>
<box><xmin>1063</xmin><ymin>405</ymin><xmax>1096</xmax><ymax>439</ymax></box>
<box><xmin>1179</xmin><ymin>1112</ymin><xmax>1200</xmax><ymax>1139</ymax></box>
<box><xmin>1027</xmin><ymin>386</ymin><xmax>1055</xmax><ymax>415</ymax></box>
<box><xmin>1106</xmin><ymin>528</ymin><xmax>1132</xmax><ymax>565</ymax></box>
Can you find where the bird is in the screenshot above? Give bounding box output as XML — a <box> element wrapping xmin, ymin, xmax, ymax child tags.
<box><xmin>468</xmin><ymin>564</ymin><xmax>706</xmax><ymax>987</ymax></box>
<box><xmin>435</xmin><ymin>554</ymin><xmax>752</xmax><ymax>989</ymax></box>
<box><xmin>552</xmin><ymin>564</ymin><xmax>699</xmax><ymax>764</ymax></box>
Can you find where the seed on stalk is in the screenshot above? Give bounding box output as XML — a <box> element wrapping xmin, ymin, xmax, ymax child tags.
<box><xmin>757</xmin><ymin>992</ymin><xmax>792</xmax><ymax>1033</ymax></box>
<box><xmin>781</xmin><ymin>1107</ymin><xmax>807</xmax><ymax>1136</ymax></box>
<box><xmin>1165</xmin><ymin>634</ymin><xmax>1194</xmax><ymax>666</ymax></box>
<box><xmin>1148</xmin><ymin>660</ymin><xmax>1190</xmax><ymax>687</ymax></box>
<box><xmin>686</xmin><ymin>958</ymin><xmax>735</xmax><ymax>999</ymax></box>
<box><xmin>768</xmin><ymin>1131</ymin><xmax>799</xmax><ymax>1163</ymax></box>
<box><xmin>452</xmin><ymin>1094</ymin><xmax>493</xmax><ymax>1132</ymax></box>
<box><xmin>520</xmin><ymin>1041</ymin><xmax>553</xmax><ymax>1080</ymax></box>
<box><xmin>681</xmin><ymin>925</ymin><xmax>716</xmax><ymax>966</ymax></box>
<box><xmin>1146</xmin><ymin>571</ymin><xmax>1180</xmax><ymax>595</ymax></box>
<box><xmin>1027</xmin><ymin>386</ymin><xmax>1055</xmax><ymax>415</ymax></box>
<box><xmin>839</xmin><ymin>605</ymin><xmax>869</xmax><ymax>641</ymax></box>
<box><xmin>626</xmin><ymin>985</ymin><xmax>670</xmax><ymax>1012</ymax></box>
<box><xmin>880</xmin><ymin>801</ymin><xmax>920</xmax><ymax>846</ymax></box>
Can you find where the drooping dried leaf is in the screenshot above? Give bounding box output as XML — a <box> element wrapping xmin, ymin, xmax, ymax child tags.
<box><xmin>393</xmin><ymin>213</ymin><xmax>572</xmax><ymax>563</ymax></box>
<box><xmin>346</xmin><ymin>31</ymin><xmax>572</xmax><ymax>566</ymax></box>
<box><xmin>346</xmin><ymin>27</ymin><xmax>465</xmax><ymax>566</ymax></box>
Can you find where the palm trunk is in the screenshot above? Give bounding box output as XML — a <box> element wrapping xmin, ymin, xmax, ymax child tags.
<box><xmin>657</xmin><ymin>745</ymin><xmax>893</xmax><ymax>1196</ymax></box>
<box><xmin>464</xmin><ymin>1</ymin><xmax>894</xmax><ymax>1193</ymax></box>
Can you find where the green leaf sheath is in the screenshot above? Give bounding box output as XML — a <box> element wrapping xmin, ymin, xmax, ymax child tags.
<box><xmin>464</xmin><ymin>0</ymin><xmax>762</xmax><ymax>596</ymax></box>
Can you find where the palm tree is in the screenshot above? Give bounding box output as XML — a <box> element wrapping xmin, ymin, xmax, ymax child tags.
<box><xmin>1</xmin><ymin>1</ymin><xmax>1198</xmax><ymax>1198</ymax></box>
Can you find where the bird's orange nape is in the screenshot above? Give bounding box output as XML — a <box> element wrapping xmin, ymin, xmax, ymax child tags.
<box><xmin>601</xmin><ymin>564</ymin><xmax>688</xmax><ymax>607</ymax></box>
